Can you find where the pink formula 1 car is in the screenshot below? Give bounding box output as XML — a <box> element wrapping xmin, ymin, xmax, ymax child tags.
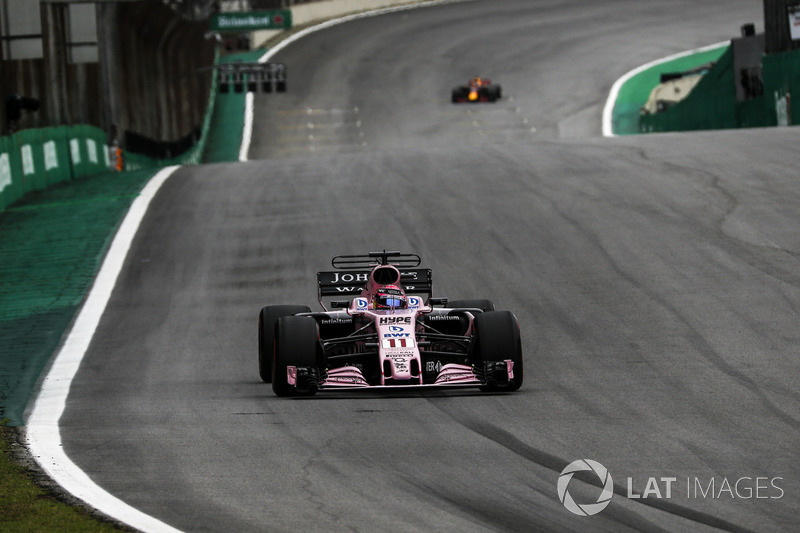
<box><xmin>258</xmin><ymin>251</ymin><xmax>523</xmax><ymax>396</ymax></box>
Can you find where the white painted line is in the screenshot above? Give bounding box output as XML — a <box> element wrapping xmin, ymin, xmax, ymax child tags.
<box><xmin>238</xmin><ymin>0</ymin><xmax>469</xmax><ymax>160</ymax></box>
<box><xmin>601</xmin><ymin>40</ymin><xmax>729</xmax><ymax>138</ymax></box>
<box><xmin>238</xmin><ymin>91</ymin><xmax>255</xmax><ymax>162</ymax></box>
<box><xmin>26</xmin><ymin>165</ymin><xmax>183</xmax><ymax>533</ymax></box>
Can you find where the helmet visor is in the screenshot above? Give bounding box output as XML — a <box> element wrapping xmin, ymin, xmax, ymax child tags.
<box><xmin>382</xmin><ymin>297</ymin><xmax>404</xmax><ymax>308</ymax></box>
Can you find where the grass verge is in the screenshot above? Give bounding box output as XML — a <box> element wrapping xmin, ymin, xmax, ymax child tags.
<box><xmin>0</xmin><ymin>424</ymin><xmax>132</xmax><ymax>532</ymax></box>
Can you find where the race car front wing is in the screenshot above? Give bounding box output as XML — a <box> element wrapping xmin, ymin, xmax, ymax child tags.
<box><xmin>286</xmin><ymin>360</ymin><xmax>515</xmax><ymax>392</ymax></box>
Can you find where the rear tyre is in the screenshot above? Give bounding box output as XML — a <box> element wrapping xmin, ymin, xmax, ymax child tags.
<box><xmin>273</xmin><ymin>316</ymin><xmax>320</xmax><ymax>397</ymax></box>
<box><xmin>448</xmin><ymin>299</ymin><xmax>495</xmax><ymax>312</ymax></box>
<box><xmin>472</xmin><ymin>310</ymin><xmax>523</xmax><ymax>392</ymax></box>
<box><xmin>259</xmin><ymin>305</ymin><xmax>311</xmax><ymax>382</ymax></box>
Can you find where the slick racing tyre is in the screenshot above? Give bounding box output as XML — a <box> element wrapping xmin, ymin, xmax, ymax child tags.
<box><xmin>491</xmin><ymin>85</ymin><xmax>502</xmax><ymax>100</ymax></box>
<box><xmin>259</xmin><ymin>305</ymin><xmax>311</xmax><ymax>383</ymax></box>
<box><xmin>472</xmin><ymin>310</ymin><xmax>523</xmax><ymax>392</ymax></box>
<box><xmin>272</xmin><ymin>315</ymin><xmax>320</xmax><ymax>397</ymax></box>
<box><xmin>448</xmin><ymin>299</ymin><xmax>495</xmax><ymax>312</ymax></box>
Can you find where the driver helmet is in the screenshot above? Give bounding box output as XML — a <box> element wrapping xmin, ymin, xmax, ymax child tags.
<box><xmin>373</xmin><ymin>285</ymin><xmax>407</xmax><ymax>310</ymax></box>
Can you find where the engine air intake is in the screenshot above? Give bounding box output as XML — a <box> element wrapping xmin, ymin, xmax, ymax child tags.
<box><xmin>372</xmin><ymin>266</ymin><xmax>400</xmax><ymax>285</ymax></box>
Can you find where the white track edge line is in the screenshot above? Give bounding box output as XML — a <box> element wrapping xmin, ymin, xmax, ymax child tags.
<box><xmin>239</xmin><ymin>91</ymin><xmax>255</xmax><ymax>162</ymax></box>
<box><xmin>26</xmin><ymin>165</ymin><xmax>184</xmax><ymax>533</ymax></box>
<box><xmin>601</xmin><ymin>40</ymin><xmax>729</xmax><ymax>137</ymax></box>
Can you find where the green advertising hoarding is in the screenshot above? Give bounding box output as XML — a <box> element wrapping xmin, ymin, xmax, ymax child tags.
<box><xmin>210</xmin><ymin>10</ymin><xmax>292</xmax><ymax>32</ymax></box>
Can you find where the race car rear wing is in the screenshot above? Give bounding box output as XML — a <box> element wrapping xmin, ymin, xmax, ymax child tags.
<box><xmin>317</xmin><ymin>251</ymin><xmax>432</xmax><ymax>309</ymax></box>
<box><xmin>317</xmin><ymin>268</ymin><xmax>432</xmax><ymax>296</ymax></box>
<box><xmin>331</xmin><ymin>251</ymin><xmax>421</xmax><ymax>269</ymax></box>
<box><xmin>317</xmin><ymin>268</ymin><xmax>432</xmax><ymax>309</ymax></box>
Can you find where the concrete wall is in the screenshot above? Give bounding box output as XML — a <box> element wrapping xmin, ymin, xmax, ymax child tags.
<box><xmin>252</xmin><ymin>0</ymin><xmax>431</xmax><ymax>47</ymax></box>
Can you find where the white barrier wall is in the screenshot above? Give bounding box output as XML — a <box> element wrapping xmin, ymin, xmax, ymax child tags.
<box><xmin>252</xmin><ymin>0</ymin><xmax>428</xmax><ymax>47</ymax></box>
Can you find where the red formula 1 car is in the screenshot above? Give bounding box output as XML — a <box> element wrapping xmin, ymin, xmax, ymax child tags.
<box><xmin>451</xmin><ymin>76</ymin><xmax>502</xmax><ymax>103</ymax></box>
<box><xmin>258</xmin><ymin>251</ymin><xmax>523</xmax><ymax>396</ymax></box>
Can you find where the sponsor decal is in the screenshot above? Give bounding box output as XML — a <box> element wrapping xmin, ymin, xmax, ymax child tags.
<box><xmin>382</xmin><ymin>337</ymin><xmax>415</xmax><ymax>349</ymax></box>
<box><xmin>21</xmin><ymin>145</ymin><xmax>34</xmax><ymax>175</ymax></box>
<box><xmin>327</xmin><ymin>375</ymin><xmax>366</xmax><ymax>384</ymax></box>
<box><xmin>321</xmin><ymin>317</ymin><xmax>352</xmax><ymax>325</ymax></box>
<box><xmin>380</xmin><ymin>286</ymin><xmax>404</xmax><ymax>296</ymax></box>
<box><xmin>388</xmin><ymin>326</ymin><xmax>405</xmax><ymax>332</ymax></box>
<box><xmin>87</xmin><ymin>139</ymin><xmax>98</xmax><ymax>164</ymax></box>
<box><xmin>332</xmin><ymin>272</ymin><xmax>369</xmax><ymax>284</ymax></box>
<box><xmin>428</xmin><ymin>314</ymin><xmax>460</xmax><ymax>321</ymax></box>
<box><xmin>44</xmin><ymin>141</ymin><xmax>58</xmax><ymax>170</ymax></box>
<box><xmin>335</xmin><ymin>286</ymin><xmax>362</xmax><ymax>293</ymax></box>
<box><xmin>69</xmin><ymin>138</ymin><xmax>81</xmax><ymax>165</ymax></box>
<box><xmin>379</xmin><ymin>316</ymin><xmax>412</xmax><ymax>325</ymax></box>
<box><xmin>392</xmin><ymin>358</ymin><xmax>409</xmax><ymax>371</ymax></box>
<box><xmin>354</xmin><ymin>298</ymin><xmax>368</xmax><ymax>310</ymax></box>
<box><xmin>0</xmin><ymin>153</ymin><xmax>10</xmax><ymax>192</ymax></box>
<box><xmin>407</xmin><ymin>296</ymin><xmax>421</xmax><ymax>309</ymax></box>
<box><xmin>437</xmin><ymin>372</ymin><xmax>473</xmax><ymax>382</ymax></box>
<box><xmin>426</xmin><ymin>361</ymin><xmax>443</xmax><ymax>373</ymax></box>
<box><xmin>383</xmin><ymin>333</ymin><xmax>410</xmax><ymax>338</ymax></box>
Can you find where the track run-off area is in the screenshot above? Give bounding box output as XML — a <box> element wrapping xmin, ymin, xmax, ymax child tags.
<box><xmin>28</xmin><ymin>1</ymin><xmax>800</xmax><ymax>532</ymax></box>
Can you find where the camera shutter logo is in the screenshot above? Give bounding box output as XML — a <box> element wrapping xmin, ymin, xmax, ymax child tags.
<box><xmin>557</xmin><ymin>459</ymin><xmax>614</xmax><ymax>516</ymax></box>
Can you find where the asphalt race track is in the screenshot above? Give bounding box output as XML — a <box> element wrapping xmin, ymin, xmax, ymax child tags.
<box><xmin>60</xmin><ymin>1</ymin><xmax>800</xmax><ymax>531</ymax></box>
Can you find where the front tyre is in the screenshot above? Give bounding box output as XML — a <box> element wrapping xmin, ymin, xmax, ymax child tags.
<box><xmin>273</xmin><ymin>315</ymin><xmax>320</xmax><ymax>397</ymax></box>
<box><xmin>472</xmin><ymin>310</ymin><xmax>523</xmax><ymax>392</ymax></box>
<box><xmin>259</xmin><ymin>305</ymin><xmax>311</xmax><ymax>382</ymax></box>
